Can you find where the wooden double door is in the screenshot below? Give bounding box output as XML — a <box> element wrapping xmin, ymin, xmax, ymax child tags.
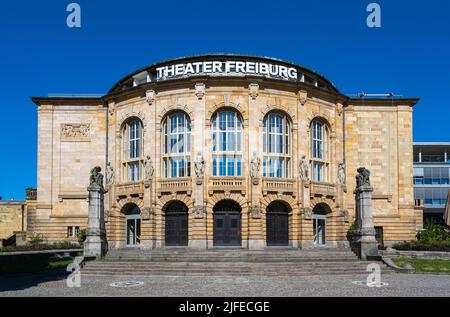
<box><xmin>266</xmin><ymin>202</ymin><xmax>290</xmax><ymax>246</ymax></box>
<box><xmin>213</xmin><ymin>211</ymin><xmax>242</xmax><ymax>247</ymax></box>
<box><xmin>165</xmin><ymin>211</ymin><xmax>188</xmax><ymax>247</ymax></box>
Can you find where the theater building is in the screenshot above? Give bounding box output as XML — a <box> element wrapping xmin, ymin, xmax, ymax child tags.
<box><xmin>29</xmin><ymin>54</ymin><xmax>422</xmax><ymax>250</ymax></box>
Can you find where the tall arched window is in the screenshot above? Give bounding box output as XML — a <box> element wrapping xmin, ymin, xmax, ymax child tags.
<box><xmin>311</xmin><ymin>119</ymin><xmax>329</xmax><ymax>182</ymax></box>
<box><xmin>162</xmin><ymin>112</ymin><xmax>191</xmax><ymax>178</ymax></box>
<box><xmin>263</xmin><ymin>112</ymin><xmax>291</xmax><ymax>178</ymax></box>
<box><xmin>122</xmin><ymin>119</ymin><xmax>144</xmax><ymax>182</ymax></box>
<box><xmin>212</xmin><ymin>110</ymin><xmax>243</xmax><ymax>177</ymax></box>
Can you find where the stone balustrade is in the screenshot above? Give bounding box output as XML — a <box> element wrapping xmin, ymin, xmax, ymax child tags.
<box><xmin>262</xmin><ymin>178</ymin><xmax>296</xmax><ymax>196</ymax></box>
<box><xmin>310</xmin><ymin>181</ymin><xmax>336</xmax><ymax>198</ymax></box>
<box><xmin>208</xmin><ymin>177</ymin><xmax>247</xmax><ymax>195</ymax></box>
<box><xmin>157</xmin><ymin>178</ymin><xmax>192</xmax><ymax>196</ymax></box>
<box><xmin>115</xmin><ymin>182</ymin><xmax>145</xmax><ymax>199</ymax></box>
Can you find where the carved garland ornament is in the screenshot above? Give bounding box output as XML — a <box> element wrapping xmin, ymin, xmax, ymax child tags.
<box><xmin>61</xmin><ymin>124</ymin><xmax>91</xmax><ymax>141</ymax></box>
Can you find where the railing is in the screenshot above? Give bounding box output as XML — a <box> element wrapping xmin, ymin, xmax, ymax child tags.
<box><xmin>26</xmin><ymin>188</ymin><xmax>37</xmax><ymax>201</ymax></box>
<box><xmin>414</xmin><ymin>155</ymin><xmax>449</xmax><ymax>163</ymax></box>
<box><xmin>208</xmin><ymin>177</ymin><xmax>246</xmax><ymax>194</ymax></box>
<box><xmin>414</xmin><ymin>199</ymin><xmax>424</xmax><ymax>208</ymax></box>
<box><xmin>157</xmin><ymin>178</ymin><xmax>192</xmax><ymax>195</ymax></box>
<box><xmin>262</xmin><ymin>178</ymin><xmax>296</xmax><ymax>195</ymax></box>
<box><xmin>115</xmin><ymin>182</ymin><xmax>145</xmax><ymax>198</ymax></box>
<box><xmin>310</xmin><ymin>181</ymin><xmax>336</xmax><ymax>198</ymax></box>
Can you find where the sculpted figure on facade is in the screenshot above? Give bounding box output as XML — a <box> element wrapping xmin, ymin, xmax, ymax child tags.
<box><xmin>143</xmin><ymin>155</ymin><xmax>155</xmax><ymax>181</ymax></box>
<box><xmin>338</xmin><ymin>162</ymin><xmax>346</xmax><ymax>185</ymax></box>
<box><xmin>89</xmin><ymin>166</ymin><xmax>104</xmax><ymax>189</ymax></box>
<box><xmin>299</xmin><ymin>155</ymin><xmax>310</xmax><ymax>185</ymax></box>
<box><xmin>194</xmin><ymin>152</ymin><xmax>205</xmax><ymax>178</ymax></box>
<box><xmin>106</xmin><ymin>162</ymin><xmax>115</xmax><ymax>188</ymax></box>
<box><xmin>250</xmin><ymin>152</ymin><xmax>261</xmax><ymax>185</ymax></box>
<box><xmin>356</xmin><ymin>167</ymin><xmax>371</xmax><ymax>188</ymax></box>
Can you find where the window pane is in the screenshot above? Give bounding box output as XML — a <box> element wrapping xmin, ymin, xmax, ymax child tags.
<box><xmin>236</xmin><ymin>156</ymin><xmax>242</xmax><ymax>176</ymax></box>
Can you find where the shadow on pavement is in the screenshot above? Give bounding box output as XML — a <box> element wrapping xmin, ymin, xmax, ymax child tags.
<box><xmin>0</xmin><ymin>270</ymin><xmax>68</xmax><ymax>292</ymax></box>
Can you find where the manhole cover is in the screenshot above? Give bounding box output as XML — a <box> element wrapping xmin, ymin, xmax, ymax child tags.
<box><xmin>110</xmin><ymin>281</ymin><xmax>145</xmax><ymax>288</ymax></box>
<box><xmin>352</xmin><ymin>281</ymin><xmax>389</xmax><ymax>287</ymax></box>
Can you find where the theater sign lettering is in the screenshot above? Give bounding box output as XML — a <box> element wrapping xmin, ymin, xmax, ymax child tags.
<box><xmin>155</xmin><ymin>60</ymin><xmax>298</xmax><ymax>82</ymax></box>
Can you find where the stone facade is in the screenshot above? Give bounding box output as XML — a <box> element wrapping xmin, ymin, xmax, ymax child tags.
<box><xmin>28</xmin><ymin>55</ymin><xmax>421</xmax><ymax>249</ymax></box>
<box><xmin>0</xmin><ymin>201</ymin><xmax>26</xmax><ymax>240</ymax></box>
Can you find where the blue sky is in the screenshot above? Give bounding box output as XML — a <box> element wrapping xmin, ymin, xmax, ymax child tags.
<box><xmin>1</xmin><ymin>0</ymin><xmax>449</xmax><ymax>199</ymax></box>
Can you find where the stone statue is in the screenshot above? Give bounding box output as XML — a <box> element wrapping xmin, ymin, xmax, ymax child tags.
<box><xmin>338</xmin><ymin>162</ymin><xmax>346</xmax><ymax>185</ymax></box>
<box><xmin>299</xmin><ymin>155</ymin><xmax>310</xmax><ymax>182</ymax></box>
<box><xmin>106</xmin><ymin>162</ymin><xmax>115</xmax><ymax>187</ymax></box>
<box><xmin>89</xmin><ymin>166</ymin><xmax>104</xmax><ymax>189</ymax></box>
<box><xmin>250</xmin><ymin>152</ymin><xmax>261</xmax><ymax>179</ymax></box>
<box><xmin>356</xmin><ymin>167</ymin><xmax>371</xmax><ymax>188</ymax></box>
<box><xmin>143</xmin><ymin>155</ymin><xmax>154</xmax><ymax>181</ymax></box>
<box><xmin>194</xmin><ymin>152</ymin><xmax>205</xmax><ymax>178</ymax></box>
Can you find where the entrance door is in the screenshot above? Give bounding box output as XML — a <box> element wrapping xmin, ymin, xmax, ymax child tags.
<box><xmin>214</xmin><ymin>212</ymin><xmax>241</xmax><ymax>247</ymax></box>
<box><xmin>126</xmin><ymin>215</ymin><xmax>141</xmax><ymax>246</ymax></box>
<box><xmin>267</xmin><ymin>212</ymin><xmax>289</xmax><ymax>246</ymax></box>
<box><xmin>313</xmin><ymin>214</ymin><xmax>326</xmax><ymax>246</ymax></box>
<box><xmin>165</xmin><ymin>212</ymin><xmax>188</xmax><ymax>246</ymax></box>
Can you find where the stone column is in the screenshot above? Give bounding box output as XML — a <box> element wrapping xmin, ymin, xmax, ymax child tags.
<box><xmin>353</xmin><ymin>168</ymin><xmax>378</xmax><ymax>260</ymax></box>
<box><xmin>192</xmin><ymin>83</ymin><xmax>207</xmax><ymax>250</ymax></box>
<box><xmin>248</xmin><ymin>83</ymin><xmax>264</xmax><ymax>250</ymax></box>
<box><xmin>84</xmin><ymin>167</ymin><xmax>108</xmax><ymax>258</ymax></box>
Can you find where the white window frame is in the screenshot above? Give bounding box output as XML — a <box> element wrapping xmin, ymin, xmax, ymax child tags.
<box><xmin>310</xmin><ymin>119</ymin><xmax>329</xmax><ymax>182</ymax></box>
<box><xmin>263</xmin><ymin>112</ymin><xmax>292</xmax><ymax>178</ymax></box>
<box><xmin>162</xmin><ymin>112</ymin><xmax>191</xmax><ymax>178</ymax></box>
<box><xmin>122</xmin><ymin>119</ymin><xmax>144</xmax><ymax>182</ymax></box>
<box><xmin>212</xmin><ymin>110</ymin><xmax>243</xmax><ymax>177</ymax></box>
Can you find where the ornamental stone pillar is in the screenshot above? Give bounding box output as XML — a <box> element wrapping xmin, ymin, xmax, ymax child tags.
<box><xmin>192</xmin><ymin>83</ymin><xmax>207</xmax><ymax>250</ymax></box>
<box><xmin>84</xmin><ymin>167</ymin><xmax>108</xmax><ymax>258</ymax></box>
<box><xmin>353</xmin><ymin>167</ymin><xmax>378</xmax><ymax>260</ymax></box>
<box><xmin>248</xmin><ymin>83</ymin><xmax>264</xmax><ymax>250</ymax></box>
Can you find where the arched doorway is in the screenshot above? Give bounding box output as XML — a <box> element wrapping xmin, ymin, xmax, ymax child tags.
<box><xmin>165</xmin><ymin>201</ymin><xmax>189</xmax><ymax>247</ymax></box>
<box><xmin>124</xmin><ymin>204</ymin><xmax>141</xmax><ymax>247</ymax></box>
<box><xmin>266</xmin><ymin>201</ymin><xmax>290</xmax><ymax>246</ymax></box>
<box><xmin>213</xmin><ymin>200</ymin><xmax>242</xmax><ymax>247</ymax></box>
<box><xmin>312</xmin><ymin>204</ymin><xmax>330</xmax><ymax>246</ymax></box>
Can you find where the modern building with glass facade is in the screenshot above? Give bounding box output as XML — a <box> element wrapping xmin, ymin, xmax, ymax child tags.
<box><xmin>28</xmin><ymin>54</ymin><xmax>422</xmax><ymax>250</ymax></box>
<box><xmin>414</xmin><ymin>143</ymin><xmax>450</xmax><ymax>225</ymax></box>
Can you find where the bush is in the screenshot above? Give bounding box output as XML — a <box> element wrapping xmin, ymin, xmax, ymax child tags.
<box><xmin>77</xmin><ymin>228</ymin><xmax>87</xmax><ymax>245</ymax></box>
<box><xmin>417</xmin><ymin>225</ymin><xmax>450</xmax><ymax>242</ymax></box>
<box><xmin>28</xmin><ymin>233</ymin><xmax>45</xmax><ymax>246</ymax></box>
<box><xmin>0</xmin><ymin>242</ymin><xmax>81</xmax><ymax>253</ymax></box>
<box><xmin>393</xmin><ymin>240</ymin><xmax>450</xmax><ymax>252</ymax></box>
<box><xmin>346</xmin><ymin>223</ymin><xmax>356</xmax><ymax>241</ymax></box>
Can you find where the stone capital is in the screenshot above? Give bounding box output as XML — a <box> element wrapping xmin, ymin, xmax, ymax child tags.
<box><xmin>249</xmin><ymin>83</ymin><xmax>259</xmax><ymax>100</ymax></box>
<box><xmin>195</xmin><ymin>83</ymin><xmax>206</xmax><ymax>100</ymax></box>
<box><xmin>354</xmin><ymin>185</ymin><xmax>374</xmax><ymax>195</ymax></box>
<box><xmin>250</xmin><ymin>205</ymin><xmax>262</xmax><ymax>219</ymax></box>
<box><xmin>194</xmin><ymin>205</ymin><xmax>206</xmax><ymax>219</ymax></box>
<box><xmin>298</xmin><ymin>90</ymin><xmax>308</xmax><ymax>106</ymax></box>
<box><xmin>146</xmin><ymin>90</ymin><xmax>156</xmax><ymax>105</ymax></box>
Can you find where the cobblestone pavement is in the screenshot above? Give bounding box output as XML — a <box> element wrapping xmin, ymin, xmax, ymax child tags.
<box><xmin>0</xmin><ymin>272</ymin><xmax>450</xmax><ymax>297</ymax></box>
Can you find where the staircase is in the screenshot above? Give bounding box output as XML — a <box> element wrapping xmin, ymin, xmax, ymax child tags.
<box><xmin>82</xmin><ymin>249</ymin><xmax>395</xmax><ymax>277</ymax></box>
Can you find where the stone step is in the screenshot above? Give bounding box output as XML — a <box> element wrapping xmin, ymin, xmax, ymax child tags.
<box><xmin>82</xmin><ymin>259</ymin><xmax>394</xmax><ymax>277</ymax></box>
<box><xmin>104</xmin><ymin>257</ymin><xmax>358</xmax><ymax>263</ymax></box>
<box><xmin>84</xmin><ymin>249</ymin><xmax>388</xmax><ymax>277</ymax></box>
<box><xmin>85</xmin><ymin>261</ymin><xmax>369</xmax><ymax>268</ymax></box>
<box><xmin>81</xmin><ymin>268</ymin><xmax>392</xmax><ymax>277</ymax></box>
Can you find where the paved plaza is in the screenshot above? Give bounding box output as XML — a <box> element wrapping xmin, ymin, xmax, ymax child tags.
<box><xmin>0</xmin><ymin>272</ymin><xmax>449</xmax><ymax>297</ymax></box>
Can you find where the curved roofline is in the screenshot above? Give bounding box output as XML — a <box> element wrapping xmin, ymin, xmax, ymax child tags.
<box><xmin>108</xmin><ymin>53</ymin><xmax>340</xmax><ymax>94</ymax></box>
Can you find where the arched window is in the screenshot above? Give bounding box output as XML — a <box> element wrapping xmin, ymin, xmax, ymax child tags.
<box><xmin>310</xmin><ymin>119</ymin><xmax>329</xmax><ymax>182</ymax></box>
<box><xmin>122</xmin><ymin>119</ymin><xmax>143</xmax><ymax>182</ymax></box>
<box><xmin>212</xmin><ymin>110</ymin><xmax>243</xmax><ymax>177</ymax></box>
<box><xmin>263</xmin><ymin>112</ymin><xmax>291</xmax><ymax>178</ymax></box>
<box><xmin>162</xmin><ymin>112</ymin><xmax>191</xmax><ymax>178</ymax></box>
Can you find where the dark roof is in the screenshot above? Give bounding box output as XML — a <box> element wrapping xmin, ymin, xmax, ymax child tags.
<box><xmin>108</xmin><ymin>53</ymin><xmax>340</xmax><ymax>94</ymax></box>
